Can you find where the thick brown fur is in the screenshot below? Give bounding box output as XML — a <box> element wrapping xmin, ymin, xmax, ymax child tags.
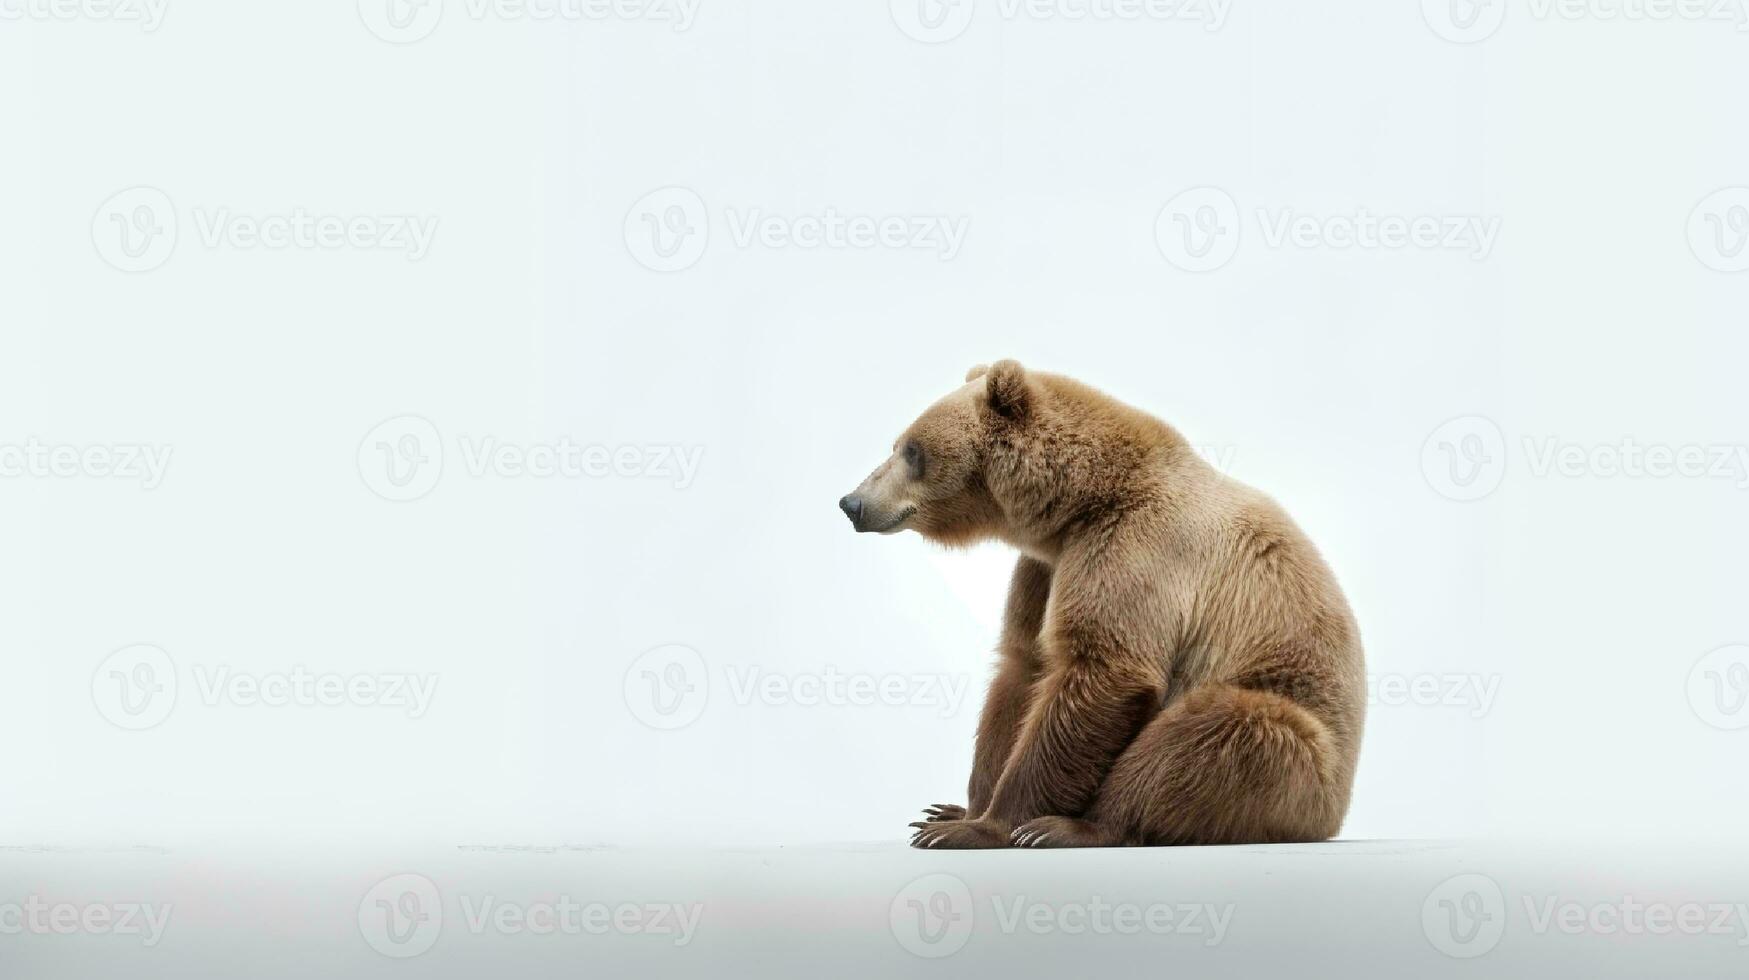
<box><xmin>843</xmin><ymin>361</ymin><xmax>1365</xmax><ymax>848</ymax></box>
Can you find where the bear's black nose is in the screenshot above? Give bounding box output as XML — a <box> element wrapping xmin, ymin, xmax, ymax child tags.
<box><xmin>839</xmin><ymin>494</ymin><xmax>863</xmax><ymax>527</ymax></box>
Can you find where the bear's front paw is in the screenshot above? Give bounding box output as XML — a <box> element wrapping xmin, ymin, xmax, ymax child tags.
<box><xmin>909</xmin><ymin>818</ymin><xmax>1011</xmax><ymax>849</ymax></box>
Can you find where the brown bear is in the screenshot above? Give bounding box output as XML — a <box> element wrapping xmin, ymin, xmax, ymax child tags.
<box><xmin>839</xmin><ymin>361</ymin><xmax>1365</xmax><ymax>848</ymax></box>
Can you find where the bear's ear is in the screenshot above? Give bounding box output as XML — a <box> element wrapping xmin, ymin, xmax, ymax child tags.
<box><xmin>982</xmin><ymin>359</ymin><xmax>1030</xmax><ymax>420</ymax></box>
<box><xmin>964</xmin><ymin>363</ymin><xmax>989</xmax><ymax>382</ymax></box>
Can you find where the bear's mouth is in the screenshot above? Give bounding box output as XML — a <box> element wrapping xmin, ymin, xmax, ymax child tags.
<box><xmin>869</xmin><ymin>506</ymin><xmax>917</xmax><ymax>534</ymax></box>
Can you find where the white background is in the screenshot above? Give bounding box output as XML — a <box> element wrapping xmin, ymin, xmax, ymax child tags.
<box><xmin>3</xmin><ymin>0</ymin><xmax>1748</xmax><ymax>857</ymax></box>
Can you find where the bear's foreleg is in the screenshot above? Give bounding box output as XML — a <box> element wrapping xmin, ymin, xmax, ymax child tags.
<box><xmin>979</xmin><ymin>658</ymin><xmax>1162</xmax><ymax>828</ymax></box>
<box><xmin>967</xmin><ymin>558</ymin><xmax>1051</xmax><ymax>809</ymax></box>
<box><xmin>909</xmin><ymin>558</ymin><xmax>1049</xmax><ymax>838</ymax></box>
<box><xmin>913</xmin><ymin>654</ymin><xmax>1162</xmax><ymax>849</ymax></box>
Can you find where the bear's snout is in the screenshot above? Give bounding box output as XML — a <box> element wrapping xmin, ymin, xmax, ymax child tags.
<box><xmin>838</xmin><ymin>494</ymin><xmax>865</xmax><ymax>529</ymax></box>
<box><xmin>839</xmin><ymin>492</ymin><xmax>915</xmax><ymax>533</ymax></box>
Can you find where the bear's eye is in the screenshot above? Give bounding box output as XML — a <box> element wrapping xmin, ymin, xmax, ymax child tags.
<box><xmin>903</xmin><ymin>441</ymin><xmax>925</xmax><ymax>478</ymax></box>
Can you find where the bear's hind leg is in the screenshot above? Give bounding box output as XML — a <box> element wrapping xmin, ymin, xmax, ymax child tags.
<box><xmin>1013</xmin><ymin>684</ymin><xmax>1342</xmax><ymax>848</ymax></box>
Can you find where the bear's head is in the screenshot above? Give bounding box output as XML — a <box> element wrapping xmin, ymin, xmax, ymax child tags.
<box><xmin>838</xmin><ymin>359</ymin><xmax>1035</xmax><ymax>547</ymax></box>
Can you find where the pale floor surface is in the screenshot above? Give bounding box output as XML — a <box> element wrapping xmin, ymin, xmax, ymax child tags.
<box><xmin>2</xmin><ymin>838</ymin><xmax>1744</xmax><ymax>977</ymax></box>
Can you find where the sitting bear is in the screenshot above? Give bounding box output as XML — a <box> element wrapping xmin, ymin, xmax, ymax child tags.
<box><xmin>839</xmin><ymin>361</ymin><xmax>1364</xmax><ymax>848</ymax></box>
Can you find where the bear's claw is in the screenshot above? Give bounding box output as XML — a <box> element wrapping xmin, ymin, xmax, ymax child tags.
<box><xmin>909</xmin><ymin>818</ymin><xmax>1011</xmax><ymax>849</ymax></box>
<box><xmin>920</xmin><ymin>803</ymin><xmax>966</xmax><ymax>822</ymax></box>
<box><xmin>1009</xmin><ymin>816</ymin><xmax>1111</xmax><ymax>848</ymax></box>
